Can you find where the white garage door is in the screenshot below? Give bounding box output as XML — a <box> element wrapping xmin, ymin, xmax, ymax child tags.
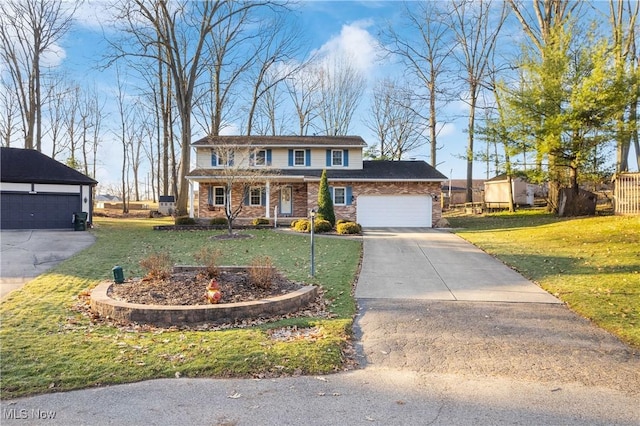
<box><xmin>357</xmin><ymin>195</ymin><xmax>432</xmax><ymax>227</ymax></box>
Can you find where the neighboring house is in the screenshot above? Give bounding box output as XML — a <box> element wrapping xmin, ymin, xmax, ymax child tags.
<box><xmin>441</xmin><ymin>179</ymin><xmax>485</xmax><ymax>206</ymax></box>
<box><xmin>484</xmin><ymin>174</ymin><xmax>537</xmax><ymax>208</ymax></box>
<box><xmin>0</xmin><ymin>147</ymin><xmax>97</xmax><ymax>229</ymax></box>
<box><xmin>186</xmin><ymin>136</ymin><xmax>447</xmax><ymax>227</ymax></box>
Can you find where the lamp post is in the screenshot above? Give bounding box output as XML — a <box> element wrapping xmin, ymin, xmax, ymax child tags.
<box><xmin>310</xmin><ymin>208</ymin><xmax>316</xmax><ymax>277</ymax></box>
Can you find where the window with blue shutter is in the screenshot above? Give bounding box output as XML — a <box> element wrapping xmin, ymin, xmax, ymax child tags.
<box><xmin>211</xmin><ymin>151</ymin><xmax>218</xmax><ymax>166</ymax></box>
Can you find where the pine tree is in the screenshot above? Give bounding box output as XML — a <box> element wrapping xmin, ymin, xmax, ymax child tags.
<box><xmin>317</xmin><ymin>169</ymin><xmax>335</xmax><ymax>226</ymax></box>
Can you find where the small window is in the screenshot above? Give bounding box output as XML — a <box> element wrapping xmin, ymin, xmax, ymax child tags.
<box><xmin>209</xmin><ymin>186</ymin><xmax>226</xmax><ymax>206</ymax></box>
<box><xmin>333</xmin><ymin>187</ymin><xmax>346</xmax><ymax>205</ymax></box>
<box><xmin>250</xmin><ymin>187</ymin><xmax>262</xmax><ymax>206</ymax></box>
<box><xmin>251</xmin><ymin>150</ymin><xmax>266</xmax><ymax>167</ymax></box>
<box><xmin>294</xmin><ymin>150</ymin><xmax>305</xmax><ymax>166</ymax></box>
<box><xmin>332</xmin><ymin>150</ymin><xmax>343</xmax><ymax>166</ymax></box>
<box><xmin>216</xmin><ymin>151</ymin><xmax>234</xmax><ymax>166</ymax></box>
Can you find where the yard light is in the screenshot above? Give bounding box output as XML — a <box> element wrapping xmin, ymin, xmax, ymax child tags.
<box><xmin>310</xmin><ymin>208</ymin><xmax>316</xmax><ymax>277</ymax></box>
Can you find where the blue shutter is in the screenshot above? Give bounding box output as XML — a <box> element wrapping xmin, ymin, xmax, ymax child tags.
<box><xmin>305</xmin><ymin>149</ymin><xmax>311</xmax><ymax>166</ymax></box>
<box><xmin>329</xmin><ymin>186</ymin><xmax>334</xmax><ymax>204</ymax></box>
<box><xmin>211</xmin><ymin>152</ymin><xmax>218</xmax><ymax>166</ymax></box>
<box><xmin>266</xmin><ymin>149</ymin><xmax>272</xmax><ymax>166</ymax></box>
<box><xmin>261</xmin><ymin>188</ymin><xmax>266</xmax><ymax>206</ymax></box>
<box><xmin>243</xmin><ymin>187</ymin><xmax>249</xmax><ymax>205</ymax></box>
<box><xmin>326</xmin><ymin>150</ymin><xmax>331</xmax><ymax>167</ymax></box>
<box><xmin>343</xmin><ymin>150</ymin><xmax>349</xmax><ymax>167</ymax></box>
<box><xmin>288</xmin><ymin>149</ymin><xmax>293</xmax><ymax>166</ymax></box>
<box><xmin>346</xmin><ymin>186</ymin><xmax>352</xmax><ymax>205</ymax></box>
<box><xmin>208</xmin><ymin>186</ymin><xmax>213</xmax><ymax>204</ymax></box>
<box><xmin>229</xmin><ymin>152</ymin><xmax>234</xmax><ymax>166</ymax></box>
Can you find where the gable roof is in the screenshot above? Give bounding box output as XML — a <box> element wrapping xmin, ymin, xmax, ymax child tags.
<box><xmin>192</xmin><ymin>135</ymin><xmax>367</xmax><ymax>148</ymax></box>
<box><xmin>187</xmin><ymin>160</ymin><xmax>447</xmax><ymax>182</ymax></box>
<box><xmin>1</xmin><ymin>147</ymin><xmax>97</xmax><ymax>185</ymax></box>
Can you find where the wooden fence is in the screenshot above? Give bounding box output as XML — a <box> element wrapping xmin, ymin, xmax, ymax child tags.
<box><xmin>614</xmin><ymin>173</ymin><xmax>640</xmax><ymax>215</ymax></box>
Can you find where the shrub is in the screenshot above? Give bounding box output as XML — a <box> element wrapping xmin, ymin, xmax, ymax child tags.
<box><xmin>317</xmin><ymin>169</ymin><xmax>336</xmax><ymax>226</ymax></box>
<box><xmin>290</xmin><ymin>219</ymin><xmax>298</xmax><ymax>228</ymax></box>
<box><xmin>336</xmin><ymin>219</ymin><xmax>348</xmax><ymax>225</ymax></box>
<box><xmin>209</xmin><ymin>217</ymin><xmax>228</xmax><ymax>226</ymax></box>
<box><xmin>194</xmin><ymin>247</ymin><xmax>222</xmax><ymax>278</ymax></box>
<box><xmin>293</xmin><ymin>219</ymin><xmax>310</xmax><ymax>232</ymax></box>
<box><xmin>252</xmin><ymin>217</ymin><xmax>270</xmax><ymax>226</ymax></box>
<box><xmin>175</xmin><ymin>216</ymin><xmax>196</xmax><ymax>225</ymax></box>
<box><xmin>248</xmin><ymin>255</ymin><xmax>275</xmax><ymax>289</ymax></box>
<box><xmin>336</xmin><ymin>221</ymin><xmax>362</xmax><ymax>235</ymax></box>
<box><xmin>314</xmin><ymin>219</ymin><xmax>332</xmax><ymax>233</ymax></box>
<box><xmin>139</xmin><ymin>252</ymin><xmax>173</xmax><ymax>280</ymax></box>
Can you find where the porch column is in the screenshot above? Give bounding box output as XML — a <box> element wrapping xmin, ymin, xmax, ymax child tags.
<box><xmin>188</xmin><ymin>180</ymin><xmax>194</xmax><ymax>218</ymax></box>
<box><xmin>265</xmin><ymin>181</ymin><xmax>271</xmax><ymax>218</ymax></box>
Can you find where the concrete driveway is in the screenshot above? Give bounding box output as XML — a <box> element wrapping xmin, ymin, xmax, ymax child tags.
<box><xmin>1</xmin><ymin>228</ymin><xmax>638</xmax><ymax>425</ymax></box>
<box><xmin>0</xmin><ymin>229</ymin><xmax>95</xmax><ymax>299</ymax></box>
<box><xmin>356</xmin><ymin>228</ymin><xmax>560</xmax><ymax>303</ymax></box>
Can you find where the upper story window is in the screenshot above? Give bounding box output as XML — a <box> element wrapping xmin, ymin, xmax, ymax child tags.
<box><xmin>211</xmin><ymin>150</ymin><xmax>234</xmax><ymax>166</ymax></box>
<box><xmin>326</xmin><ymin>149</ymin><xmax>349</xmax><ymax>167</ymax></box>
<box><xmin>332</xmin><ymin>150</ymin><xmax>343</xmax><ymax>166</ymax></box>
<box><xmin>250</xmin><ymin>150</ymin><xmax>267</xmax><ymax>167</ymax></box>
<box><xmin>294</xmin><ymin>149</ymin><xmax>305</xmax><ymax>166</ymax></box>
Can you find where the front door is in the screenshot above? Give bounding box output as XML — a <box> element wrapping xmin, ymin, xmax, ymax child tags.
<box><xmin>280</xmin><ymin>186</ymin><xmax>292</xmax><ymax>215</ymax></box>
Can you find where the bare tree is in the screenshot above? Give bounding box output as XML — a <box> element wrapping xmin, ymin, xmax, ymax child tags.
<box><xmin>0</xmin><ymin>75</ymin><xmax>20</xmax><ymax>147</ymax></box>
<box><xmin>110</xmin><ymin>0</ymin><xmax>269</xmax><ymax>215</ymax></box>
<box><xmin>114</xmin><ymin>65</ymin><xmax>132</xmax><ymax>214</ymax></box>
<box><xmin>450</xmin><ymin>0</ymin><xmax>508</xmax><ymax>202</ymax></box>
<box><xmin>609</xmin><ymin>0</ymin><xmax>640</xmax><ymax>172</ymax></box>
<box><xmin>364</xmin><ymin>78</ymin><xmax>426</xmax><ymax>160</ymax></box>
<box><xmin>316</xmin><ymin>55</ymin><xmax>366</xmax><ymax>136</ymax></box>
<box><xmin>285</xmin><ymin>64</ymin><xmax>321</xmax><ymax>135</ymax></box>
<box><xmin>0</xmin><ymin>0</ymin><xmax>77</xmax><ymax>150</ymax></box>
<box><xmin>245</xmin><ymin>13</ymin><xmax>303</xmax><ymax>135</ymax></box>
<box><xmin>382</xmin><ymin>1</ymin><xmax>457</xmax><ymax>167</ymax></box>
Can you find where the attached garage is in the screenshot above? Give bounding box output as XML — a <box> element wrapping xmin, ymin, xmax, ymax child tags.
<box><xmin>357</xmin><ymin>195</ymin><xmax>432</xmax><ymax>227</ymax></box>
<box><xmin>1</xmin><ymin>147</ymin><xmax>97</xmax><ymax>230</ymax></box>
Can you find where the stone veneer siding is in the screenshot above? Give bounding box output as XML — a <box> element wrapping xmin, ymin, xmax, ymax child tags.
<box><xmin>198</xmin><ymin>180</ymin><xmax>442</xmax><ymax>226</ymax></box>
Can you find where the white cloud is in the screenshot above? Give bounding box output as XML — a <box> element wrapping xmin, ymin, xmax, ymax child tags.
<box><xmin>313</xmin><ymin>20</ymin><xmax>383</xmax><ymax>75</ymax></box>
<box><xmin>41</xmin><ymin>43</ymin><xmax>67</xmax><ymax>67</ymax></box>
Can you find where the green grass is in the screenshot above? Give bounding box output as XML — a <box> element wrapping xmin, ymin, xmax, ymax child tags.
<box><xmin>0</xmin><ymin>218</ymin><xmax>361</xmax><ymax>398</ymax></box>
<box><xmin>447</xmin><ymin>210</ymin><xmax>640</xmax><ymax>348</ymax></box>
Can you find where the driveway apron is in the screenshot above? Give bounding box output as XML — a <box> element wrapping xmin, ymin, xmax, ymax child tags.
<box><xmin>355</xmin><ymin>228</ymin><xmax>560</xmax><ymax>303</ymax></box>
<box><xmin>354</xmin><ymin>228</ymin><xmax>640</xmax><ymax>416</ymax></box>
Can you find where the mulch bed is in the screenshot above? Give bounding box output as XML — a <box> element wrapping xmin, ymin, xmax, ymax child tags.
<box><xmin>109</xmin><ymin>270</ymin><xmax>304</xmax><ymax>306</ymax></box>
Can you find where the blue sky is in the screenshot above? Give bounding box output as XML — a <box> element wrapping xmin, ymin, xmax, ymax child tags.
<box><xmin>33</xmin><ymin>1</ymin><xmax>630</xmax><ymax>190</ymax></box>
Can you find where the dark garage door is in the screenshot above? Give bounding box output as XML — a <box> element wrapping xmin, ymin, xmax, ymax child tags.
<box><xmin>1</xmin><ymin>193</ymin><xmax>81</xmax><ymax>229</ymax></box>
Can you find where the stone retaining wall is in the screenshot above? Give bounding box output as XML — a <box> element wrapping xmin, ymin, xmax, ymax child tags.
<box><xmin>90</xmin><ymin>268</ymin><xmax>318</xmax><ymax>326</ymax></box>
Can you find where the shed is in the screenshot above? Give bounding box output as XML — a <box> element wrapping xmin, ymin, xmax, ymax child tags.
<box><xmin>158</xmin><ymin>195</ymin><xmax>175</xmax><ymax>215</ymax></box>
<box><xmin>613</xmin><ymin>172</ymin><xmax>640</xmax><ymax>215</ymax></box>
<box><xmin>0</xmin><ymin>147</ymin><xmax>97</xmax><ymax>229</ymax></box>
<box><xmin>484</xmin><ymin>174</ymin><xmax>536</xmax><ymax>208</ymax></box>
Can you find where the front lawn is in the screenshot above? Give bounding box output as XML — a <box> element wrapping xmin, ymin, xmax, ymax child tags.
<box><xmin>0</xmin><ymin>218</ymin><xmax>361</xmax><ymax>398</ymax></box>
<box><xmin>446</xmin><ymin>211</ymin><xmax>640</xmax><ymax>348</ymax></box>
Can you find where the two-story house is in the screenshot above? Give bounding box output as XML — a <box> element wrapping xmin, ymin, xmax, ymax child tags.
<box><xmin>186</xmin><ymin>135</ymin><xmax>447</xmax><ymax>227</ymax></box>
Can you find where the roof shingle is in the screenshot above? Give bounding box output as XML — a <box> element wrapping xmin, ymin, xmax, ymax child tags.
<box><xmin>1</xmin><ymin>147</ymin><xmax>97</xmax><ymax>185</ymax></box>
